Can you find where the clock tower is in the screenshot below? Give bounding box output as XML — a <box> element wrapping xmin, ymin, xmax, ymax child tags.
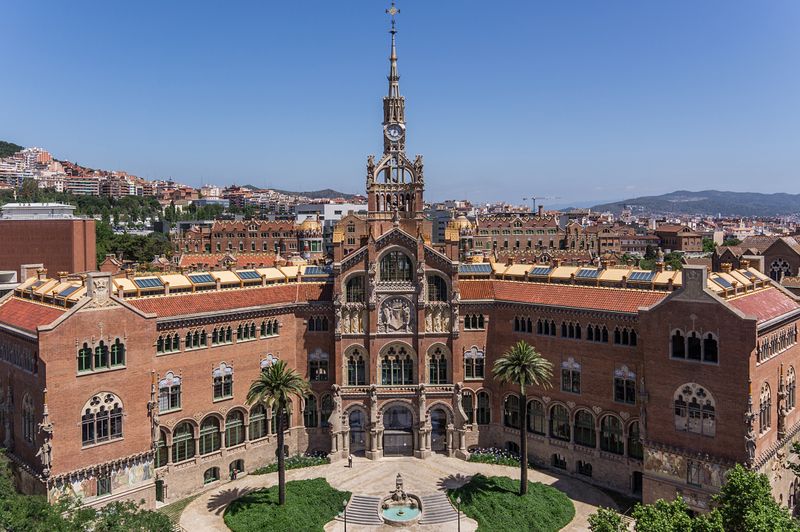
<box><xmin>366</xmin><ymin>2</ymin><xmax>426</xmax><ymax>237</ymax></box>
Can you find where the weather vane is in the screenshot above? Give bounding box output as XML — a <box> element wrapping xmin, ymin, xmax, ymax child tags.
<box><xmin>386</xmin><ymin>1</ymin><xmax>399</xmax><ymax>30</ymax></box>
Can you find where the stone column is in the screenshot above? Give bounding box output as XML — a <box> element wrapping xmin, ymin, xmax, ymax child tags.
<box><xmin>446</xmin><ymin>423</ymin><xmax>454</xmax><ymax>456</ymax></box>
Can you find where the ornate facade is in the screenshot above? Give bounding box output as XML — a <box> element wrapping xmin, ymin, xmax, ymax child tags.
<box><xmin>0</xmin><ymin>13</ymin><xmax>800</xmax><ymax>516</ymax></box>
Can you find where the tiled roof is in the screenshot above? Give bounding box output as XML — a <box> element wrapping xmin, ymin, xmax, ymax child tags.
<box><xmin>126</xmin><ymin>282</ymin><xmax>331</xmax><ymax>318</ymax></box>
<box><xmin>727</xmin><ymin>288</ymin><xmax>800</xmax><ymax>325</ymax></box>
<box><xmin>0</xmin><ymin>298</ymin><xmax>66</xmax><ymax>333</ymax></box>
<box><xmin>740</xmin><ymin>236</ymin><xmax>779</xmax><ymax>253</ymax></box>
<box><xmin>177</xmin><ymin>253</ymin><xmax>277</xmax><ymax>269</ymax></box>
<box><xmin>459</xmin><ymin>280</ymin><xmax>667</xmax><ymax>314</ymax></box>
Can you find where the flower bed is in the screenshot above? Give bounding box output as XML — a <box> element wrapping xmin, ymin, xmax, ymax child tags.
<box><xmin>252</xmin><ymin>451</ymin><xmax>330</xmax><ymax>475</ymax></box>
<box><xmin>468</xmin><ymin>447</ymin><xmax>529</xmax><ymax>467</ymax></box>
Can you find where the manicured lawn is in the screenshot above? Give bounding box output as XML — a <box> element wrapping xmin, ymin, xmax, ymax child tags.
<box><xmin>448</xmin><ymin>474</ymin><xmax>575</xmax><ymax>532</ymax></box>
<box><xmin>251</xmin><ymin>453</ymin><xmax>330</xmax><ymax>475</ymax></box>
<box><xmin>224</xmin><ymin>478</ymin><xmax>351</xmax><ymax>532</ymax></box>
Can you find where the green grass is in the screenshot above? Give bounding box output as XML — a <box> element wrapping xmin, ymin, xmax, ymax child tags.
<box><xmin>251</xmin><ymin>454</ymin><xmax>330</xmax><ymax>475</ymax></box>
<box><xmin>157</xmin><ymin>493</ymin><xmax>200</xmax><ymax>525</ymax></box>
<box><xmin>224</xmin><ymin>478</ymin><xmax>351</xmax><ymax>532</ymax></box>
<box><xmin>448</xmin><ymin>474</ymin><xmax>575</xmax><ymax>532</ymax></box>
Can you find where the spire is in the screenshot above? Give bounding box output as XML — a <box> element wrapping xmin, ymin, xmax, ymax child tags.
<box><xmin>386</xmin><ymin>2</ymin><xmax>400</xmax><ymax>98</ymax></box>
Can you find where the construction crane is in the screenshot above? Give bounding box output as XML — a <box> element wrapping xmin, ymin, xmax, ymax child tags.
<box><xmin>523</xmin><ymin>196</ymin><xmax>561</xmax><ymax>214</ymax></box>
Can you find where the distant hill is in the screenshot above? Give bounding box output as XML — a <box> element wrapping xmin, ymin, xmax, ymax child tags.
<box><xmin>592</xmin><ymin>190</ymin><xmax>800</xmax><ymax>217</ymax></box>
<box><xmin>244</xmin><ymin>185</ymin><xmax>359</xmax><ymax>200</ymax></box>
<box><xmin>0</xmin><ymin>141</ymin><xmax>23</xmax><ymax>158</ymax></box>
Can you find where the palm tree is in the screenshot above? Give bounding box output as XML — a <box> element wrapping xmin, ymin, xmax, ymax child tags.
<box><xmin>246</xmin><ymin>359</ymin><xmax>309</xmax><ymax>505</ymax></box>
<box><xmin>493</xmin><ymin>340</ymin><xmax>553</xmax><ymax>496</ymax></box>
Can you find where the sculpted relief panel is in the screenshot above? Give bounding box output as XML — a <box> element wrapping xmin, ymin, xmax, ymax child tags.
<box><xmin>378</xmin><ymin>297</ymin><xmax>413</xmax><ymax>334</ymax></box>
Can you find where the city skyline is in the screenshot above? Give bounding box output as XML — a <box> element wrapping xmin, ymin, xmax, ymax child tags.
<box><xmin>1</xmin><ymin>1</ymin><xmax>798</xmax><ymax>205</ymax></box>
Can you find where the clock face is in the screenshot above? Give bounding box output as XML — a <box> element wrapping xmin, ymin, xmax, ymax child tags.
<box><xmin>385</xmin><ymin>124</ymin><xmax>404</xmax><ymax>141</ymax></box>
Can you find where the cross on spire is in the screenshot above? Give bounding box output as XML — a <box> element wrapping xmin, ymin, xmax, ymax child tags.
<box><xmin>386</xmin><ymin>2</ymin><xmax>400</xmax><ymax>32</ymax></box>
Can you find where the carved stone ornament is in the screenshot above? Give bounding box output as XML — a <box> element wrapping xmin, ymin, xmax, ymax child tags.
<box><xmin>378</xmin><ymin>297</ymin><xmax>413</xmax><ymax>333</ymax></box>
<box><xmin>620</xmin><ymin>411</ymin><xmax>630</xmax><ymax>420</ymax></box>
<box><xmin>592</xmin><ymin>405</ymin><xmax>603</xmax><ymax>415</ymax></box>
<box><xmin>542</xmin><ymin>396</ymin><xmax>551</xmax><ymax>404</ymax></box>
<box><xmin>86</xmin><ymin>273</ymin><xmax>115</xmax><ymax>307</ymax></box>
<box><xmin>566</xmin><ymin>401</ymin><xmax>576</xmax><ymax>409</ymax></box>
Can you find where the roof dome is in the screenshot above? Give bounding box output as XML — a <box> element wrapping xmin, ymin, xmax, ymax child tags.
<box><xmin>298</xmin><ymin>216</ymin><xmax>322</xmax><ymax>232</ymax></box>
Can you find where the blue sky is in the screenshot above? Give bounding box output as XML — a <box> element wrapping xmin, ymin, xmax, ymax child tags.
<box><xmin>1</xmin><ymin>1</ymin><xmax>798</xmax><ymax>205</ymax></box>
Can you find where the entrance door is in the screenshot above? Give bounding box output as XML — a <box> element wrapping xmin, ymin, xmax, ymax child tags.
<box><xmin>348</xmin><ymin>410</ymin><xmax>367</xmax><ymax>456</ymax></box>
<box><xmin>382</xmin><ymin>405</ymin><xmax>414</xmax><ymax>456</ymax></box>
<box><xmin>155</xmin><ymin>479</ymin><xmax>165</xmax><ymax>502</ymax></box>
<box><xmin>430</xmin><ymin>408</ymin><xmax>447</xmax><ymax>453</ymax></box>
<box><xmin>632</xmin><ymin>471</ymin><xmax>643</xmax><ymax>494</ymax></box>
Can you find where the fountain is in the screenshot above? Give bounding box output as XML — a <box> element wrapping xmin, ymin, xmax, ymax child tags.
<box><xmin>380</xmin><ymin>473</ymin><xmax>422</xmax><ymax>526</ymax></box>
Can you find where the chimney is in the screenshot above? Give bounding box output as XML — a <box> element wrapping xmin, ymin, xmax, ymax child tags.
<box><xmin>655</xmin><ymin>261</ymin><xmax>664</xmax><ymax>273</ymax></box>
<box><xmin>740</xmin><ymin>259</ymin><xmax>750</xmax><ymax>270</ymax></box>
<box><xmin>600</xmin><ymin>259</ymin><xmax>610</xmax><ymax>271</ymax></box>
<box><xmin>58</xmin><ymin>271</ymin><xmax>69</xmax><ymax>283</ymax></box>
<box><xmin>721</xmin><ymin>262</ymin><xmax>732</xmax><ymax>273</ymax></box>
<box><xmin>37</xmin><ymin>268</ymin><xmax>48</xmax><ymax>281</ymax></box>
<box><xmin>538</xmin><ymin>205</ymin><xmax>544</xmax><ymax>217</ymax></box>
<box><xmin>552</xmin><ymin>257</ymin><xmax>562</xmax><ymax>268</ymax></box>
<box><xmin>20</xmin><ymin>263</ymin><xmax>44</xmax><ymax>282</ymax></box>
<box><xmin>506</xmin><ymin>256</ymin><xmax>514</xmax><ymax>266</ymax></box>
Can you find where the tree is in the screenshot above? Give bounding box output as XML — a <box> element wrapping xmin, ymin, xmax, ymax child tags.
<box><xmin>702</xmin><ymin>237</ymin><xmax>716</xmax><ymax>253</ymax></box>
<box><xmin>588</xmin><ymin>507</ymin><xmax>625</xmax><ymax>532</ymax></box>
<box><xmin>492</xmin><ymin>340</ymin><xmax>553</xmax><ymax>496</ymax></box>
<box><xmin>722</xmin><ymin>237</ymin><xmax>742</xmax><ymax>247</ymax></box>
<box><xmin>714</xmin><ymin>463</ymin><xmax>797</xmax><ymax>532</ymax></box>
<box><xmin>246</xmin><ymin>360</ymin><xmax>309</xmax><ymax>505</ymax></box>
<box><xmin>631</xmin><ymin>497</ymin><xmax>696</xmax><ymax>532</ymax></box>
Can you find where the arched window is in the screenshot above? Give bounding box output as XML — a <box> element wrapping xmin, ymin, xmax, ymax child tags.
<box><xmin>249</xmin><ymin>405</ymin><xmax>268</xmax><ymax>440</ymax></box>
<box><xmin>427</xmin><ymin>275</ymin><xmax>448</xmax><ymax>302</ymax></box>
<box><xmin>80</xmin><ymin>392</ymin><xmax>124</xmax><ymax>447</ymax></box>
<box><xmin>671</xmin><ymin>330</ymin><xmax>686</xmax><ymax>359</ymax></box>
<box><xmin>380</xmin><ymin>345</ymin><xmax>413</xmax><ymax>385</ymax></box>
<box><xmin>614</xmin><ymin>366</ymin><xmax>637</xmax><ymax>405</ymax></box>
<box><xmin>760</xmin><ymin>383</ymin><xmax>772</xmax><ymax>433</ymax></box>
<box><xmin>628</xmin><ymin>421</ymin><xmax>643</xmax><ymax>460</ymax></box>
<box><xmin>789</xmin><ymin>367</ymin><xmax>796</xmax><ymax>411</ymax></box>
<box><xmin>22</xmin><ymin>395</ymin><xmax>35</xmax><ymax>443</ymax></box>
<box><xmin>550</xmin><ymin>404</ymin><xmax>570</xmax><ymax>441</ymax></box>
<box><xmin>464</xmin><ymin>314</ymin><xmax>485</xmax><ymax>330</ymax></box>
<box><xmin>212</xmin><ymin>328</ymin><xmax>220</xmax><ymax>345</ymax></box>
<box><xmin>309</xmin><ymin>349</ymin><xmax>329</xmax><ymax>381</ymax></box>
<box><xmin>155</xmin><ymin>429</ymin><xmax>168</xmax><ymax>468</ymax></box>
<box><xmin>158</xmin><ymin>372</ymin><xmax>181</xmax><ymax>413</ymax></box>
<box><xmin>346</xmin><ymin>276</ymin><xmax>365</xmax><ymax>303</ymax></box>
<box><xmin>687</xmin><ymin>332</ymin><xmax>702</xmax><ymax>361</ymax></box>
<box><xmin>380</xmin><ymin>251</ymin><xmax>413</xmax><ymax>282</ymax></box>
<box><xmin>203</xmin><ymin>467</ymin><xmax>220</xmax><ymax>484</ymax></box>
<box><xmin>674</xmin><ymin>383</ymin><xmax>716</xmax><ymax>436</ymax></box>
<box><xmin>577</xmin><ymin>460</ymin><xmax>593</xmax><ymax>477</ymax></box>
<box><xmin>303</xmin><ymin>394</ymin><xmax>318</xmax><ymax>428</ymax></box>
<box><xmin>574</xmin><ymin>410</ymin><xmax>596</xmax><ymax>447</ymax></box>
<box><xmin>212</xmin><ymin>363</ymin><xmax>233</xmax><ymax>400</ymax></box>
<box><xmin>476</xmin><ymin>391</ymin><xmax>491</xmax><ymax>424</ymax></box>
<box><xmin>600</xmin><ymin>416</ymin><xmax>624</xmax><ymax>455</ymax></box>
<box><xmin>560</xmin><ymin>358</ymin><xmax>581</xmax><ymax>394</ymax></box>
<box><xmin>703</xmin><ymin>333</ymin><xmax>718</xmax><ymax>363</ymax></box>
<box><xmin>464</xmin><ymin>346</ymin><xmax>485</xmax><ymax>379</ymax></box>
<box><xmin>225</xmin><ymin>327</ymin><xmax>232</xmax><ymax>343</ymax></box>
<box><xmin>602</xmin><ymin>326</ymin><xmax>609</xmax><ymax>343</ymax></box>
<box><xmin>503</xmin><ymin>395</ymin><xmax>521</xmax><ymax>429</ymax></box>
<box><xmin>347</xmin><ymin>348</ymin><xmax>367</xmax><ymax>385</ymax></box>
<box><xmin>428</xmin><ymin>347</ymin><xmax>448</xmax><ymax>384</ymax></box>
<box><xmin>225</xmin><ymin>411</ymin><xmax>245</xmax><ymax>447</ymax></box>
<box><xmin>462</xmin><ymin>391</ymin><xmax>474</xmax><ymax>424</ymax></box>
<box><xmin>199</xmin><ymin>417</ymin><xmax>221</xmax><ymax>454</ymax></box>
<box><xmin>78</xmin><ymin>342</ymin><xmax>92</xmax><ymax>372</ymax></box>
<box><xmin>320</xmin><ymin>394</ymin><xmax>334</xmax><ymax>429</ymax></box>
<box><xmin>172</xmin><ymin>333</ymin><xmax>180</xmax><ymax>351</ymax></box>
<box><xmin>110</xmin><ymin>338</ymin><xmax>125</xmax><ymax>366</ymax></box>
<box><xmin>172</xmin><ymin>422</ymin><xmax>196</xmax><ymax>462</ymax></box>
<box><xmin>94</xmin><ymin>341</ymin><xmax>109</xmax><ymax>369</ymax></box>
<box><xmin>527</xmin><ymin>400</ymin><xmax>545</xmax><ymax>435</ymax></box>
<box><xmin>271</xmin><ymin>402</ymin><xmax>291</xmax><ymax>434</ymax></box>
<box><xmin>156</xmin><ymin>335</ymin><xmax>166</xmax><ymax>353</ymax></box>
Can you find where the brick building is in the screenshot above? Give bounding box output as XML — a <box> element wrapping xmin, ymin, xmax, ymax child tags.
<box><xmin>655</xmin><ymin>224</ymin><xmax>703</xmax><ymax>252</ymax></box>
<box><xmin>0</xmin><ymin>19</ymin><xmax>799</xmax><ymax>517</ymax></box>
<box><xmin>0</xmin><ymin>203</ymin><xmax>95</xmax><ymax>276</ymax></box>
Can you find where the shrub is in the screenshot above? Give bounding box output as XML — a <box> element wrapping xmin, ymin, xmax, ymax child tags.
<box><xmin>252</xmin><ymin>451</ymin><xmax>330</xmax><ymax>475</ymax></box>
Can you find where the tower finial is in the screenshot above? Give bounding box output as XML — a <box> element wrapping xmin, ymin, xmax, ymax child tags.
<box><xmin>386</xmin><ymin>2</ymin><xmax>400</xmax><ymax>98</ymax></box>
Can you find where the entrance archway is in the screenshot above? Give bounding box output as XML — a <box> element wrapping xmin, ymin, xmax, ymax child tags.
<box><xmin>430</xmin><ymin>408</ymin><xmax>448</xmax><ymax>453</ymax></box>
<box><xmin>348</xmin><ymin>410</ymin><xmax>367</xmax><ymax>456</ymax></box>
<box><xmin>383</xmin><ymin>405</ymin><xmax>414</xmax><ymax>456</ymax></box>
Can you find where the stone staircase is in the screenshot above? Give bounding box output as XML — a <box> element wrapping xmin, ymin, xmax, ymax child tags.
<box><xmin>338</xmin><ymin>495</ymin><xmax>383</xmax><ymax>526</ymax></box>
<box><xmin>419</xmin><ymin>492</ymin><xmax>458</xmax><ymax>525</ymax></box>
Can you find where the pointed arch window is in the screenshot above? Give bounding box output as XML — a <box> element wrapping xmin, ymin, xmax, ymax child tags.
<box><xmin>549</xmin><ymin>404</ymin><xmax>570</xmax><ymax>441</ymax></box>
<box><xmin>574</xmin><ymin>410</ymin><xmax>596</xmax><ymax>447</ymax></box>
<box><xmin>346</xmin><ymin>276</ymin><xmax>365</xmax><ymax>303</ymax></box>
<box><xmin>80</xmin><ymin>392</ymin><xmax>124</xmax><ymax>447</ymax></box>
<box><xmin>671</xmin><ymin>330</ymin><xmax>686</xmax><ymax>358</ymax></box>
<box><xmin>380</xmin><ymin>251</ymin><xmax>413</xmax><ymax>282</ymax></box>
<box><xmin>94</xmin><ymin>341</ymin><xmax>109</xmax><ymax>369</ymax></box>
<box><xmin>789</xmin><ymin>367</ymin><xmax>796</xmax><ymax>411</ymax></box>
<box><xmin>527</xmin><ymin>400</ymin><xmax>545</xmax><ymax>435</ymax></box>
<box><xmin>476</xmin><ymin>391</ymin><xmax>491</xmax><ymax>425</ymax></box>
<box><xmin>464</xmin><ymin>346</ymin><xmax>485</xmax><ymax>379</ymax></box>
<box><xmin>427</xmin><ymin>275</ymin><xmax>448</xmax><ymax>302</ymax></box>
<box><xmin>600</xmin><ymin>416</ymin><xmax>624</xmax><ymax>455</ymax></box>
<box><xmin>347</xmin><ymin>349</ymin><xmax>367</xmax><ymax>385</ymax></box>
<box><xmin>380</xmin><ymin>346</ymin><xmax>413</xmax><ymax>385</ymax></box>
<box><xmin>309</xmin><ymin>349</ymin><xmax>329</xmax><ymax>382</ymax></box>
<box><xmin>110</xmin><ymin>338</ymin><xmax>125</xmax><ymax>366</ymax></box>
<box><xmin>158</xmin><ymin>372</ymin><xmax>182</xmax><ymax>413</ymax></box>
<box><xmin>428</xmin><ymin>346</ymin><xmax>448</xmax><ymax>384</ymax></box>
<box><xmin>212</xmin><ymin>363</ymin><xmax>233</xmax><ymax>400</ymax></box>
<box><xmin>78</xmin><ymin>342</ymin><xmax>92</xmax><ymax>372</ymax></box>
<box><xmin>760</xmin><ymin>383</ymin><xmax>772</xmax><ymax>433</ymax></box>
<box><xmin>22</xmin><ymin>395</ymin><xmax>35</xmax><ymax>444</ymax></box>
<box><xmin>674</xmin><ymin>383</ymin><xmax>715</xmax><ymax>436</ymax></box>
<box><xmin>303</xmin><ymin>394</ymin><xmax>318</xmax><ymax>428</ymax></box>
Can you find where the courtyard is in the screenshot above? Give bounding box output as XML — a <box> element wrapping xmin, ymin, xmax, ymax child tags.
<box><xmin>178</xmin><ymin>454</ymin><xmax>618</xmax><ymax>531</ymax></box>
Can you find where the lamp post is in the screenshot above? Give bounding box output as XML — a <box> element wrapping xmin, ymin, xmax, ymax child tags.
<box><xmin>456</xmin><ymin>496</ymin><xmax>462</xmax><ymax>532</ymax></box>
<box><xmin>343</xmin><ymin>499</ymin><xmax>348</xmax><ymax>532</ymax></box>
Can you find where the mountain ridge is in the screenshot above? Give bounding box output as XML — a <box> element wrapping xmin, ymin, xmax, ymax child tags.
<box><xmin>592</xmin><ymin>190</ymin><xmax>800</xmax><ymax>217</ymax></box>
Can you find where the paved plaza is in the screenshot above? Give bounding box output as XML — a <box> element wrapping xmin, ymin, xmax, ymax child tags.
<box><xmin>179</xmin><ymin>454</ymin><xmax>618</xmax><ymax>531</ymax></box>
